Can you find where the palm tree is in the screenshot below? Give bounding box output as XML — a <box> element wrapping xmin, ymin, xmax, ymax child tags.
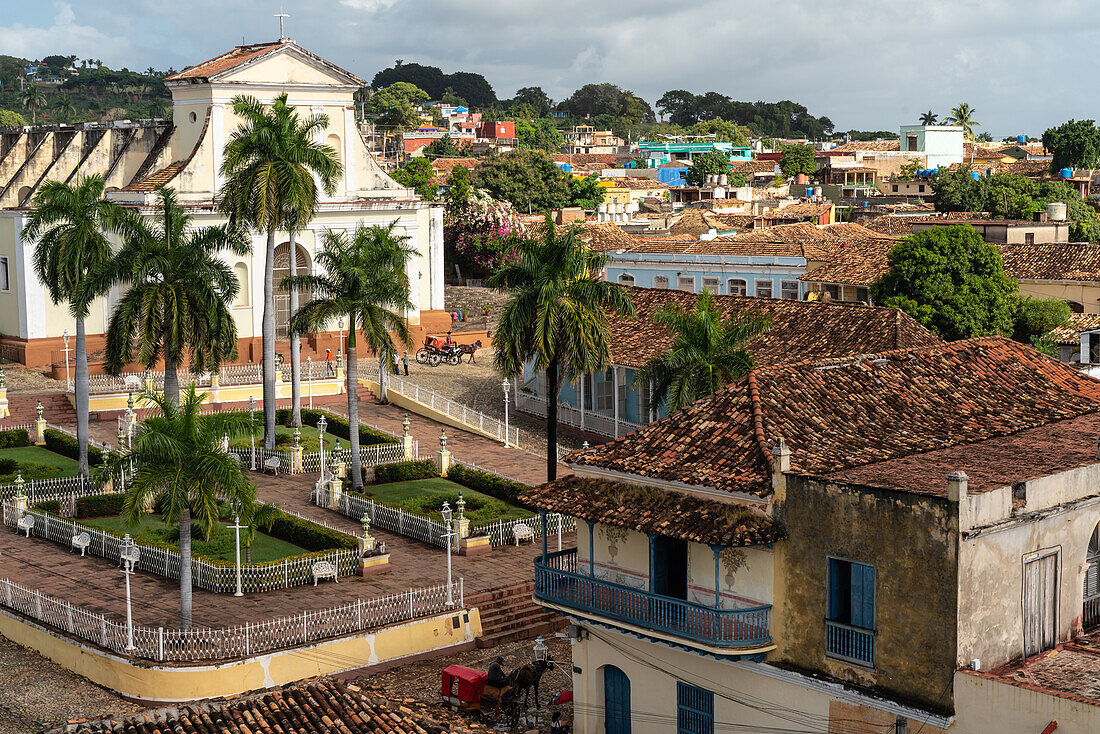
<box><xmin>53</xmin><ymin>94</ymin><xmax>76</xmax><ymax>122</ymax></box>
<box><xmin>490</xmin><ymin>218</ymin><xmax>635</xmax><ymax>482</ymax></box>
<box><xmin>80</xmin><ymin>186</ymin><xmax>249</xmax><ymax>402</ymax></box>
<box><xmin>919</xmin><ymin>110</ymin><xmax>938</xmax><ymax>126</ymax></box>
<box><xmin>118</xmin><ymin>387</ymin><xmax>254</xmax><ymax>630</ymax></box>
<box><xmin>21</xmin><ymin>83</ymin><xmax>46</xmax><ymax>124</ymax></box>
<box><xmin>240</xmin><ymin>502</ymin><xmax>283</xmax><ymax>564</ymax></box>
<box><xmin>25</xmin><ymin>176</ymin><xmax>134</xmax><ymax>475</ymax></box>
<box><xmin>632</xmin><ymin>290</ymin><xmax>771</xmax><ymax>413</ymax></box>
<box><xmin>285</xmin><ymin>223</ymin><xmax>414</xmax><ymax>490</ymax></box>
<box><xmin>218</xmin><ymin>92</ymin><xmax>341</xmax><ymax>449</ymax></box>
<box><xmin>944</xmin><ymin>103</ymin><xmax>980</xmax><ymax>141</ymax></box>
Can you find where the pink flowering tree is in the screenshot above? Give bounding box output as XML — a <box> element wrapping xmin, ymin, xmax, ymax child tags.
<box><xmin>444</xmin><ymin>165</ymin><xmax>525</xmax><ymax>273</ymax></box>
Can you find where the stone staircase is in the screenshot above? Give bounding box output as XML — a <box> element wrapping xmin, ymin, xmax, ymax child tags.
<box><xmin>2</xmin><ymin>391</ymin><xmax>74</xmax><ymax>426</ymax></box>
<box><xmin>467</xmin><ymin>579</ymin><xmax>567</xmax><ymax>649</ymax></box>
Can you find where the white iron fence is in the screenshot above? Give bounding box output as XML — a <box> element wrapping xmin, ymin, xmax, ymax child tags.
<box><xmin>360</xmin><ymin>361</ymin><xmax>521</xmax><ymax>447</ymax></box>
<box><xmin>316</xmin><ymin>485</ymin><xmax>450</xmax><ymax>549</ymax></box>
<box><xmin>0</xmin><ymin>576</ymin><xmax>462</xmax><ymax>662</ymax></box>
<box><xmin>226</xmin><ymin>441</ymin><xmax>411</xmax><ymax>475</ymax></box>
<box><xmin>473</xmin><ymin>513</ymin><xmax>573</xmax><ymax>548</ymax></box>
<box><xmin>515</xmin><ymin>388</ymin><xmax>645</xmax><ymax>440</ymax></box>
<box><xmin>2</xmin><ymin>504</ymin><xmax>359</xmax><ymax>593</ymax></box>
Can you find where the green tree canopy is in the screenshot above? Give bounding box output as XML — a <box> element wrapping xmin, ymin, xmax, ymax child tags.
<box><xmin>563</xmin><ymin>83</ymin><xmax>654</xmax><ymax>124</ymax></box>
<box><xmin>1042</xmin><ymin>119</ymin><xmax>1100</xmax><ymax>173</ymax></box>
<box><xmin>655</xmin><ymin>90</ymin><xmax>833</xmax><ymax>138</ymax></box>
<box><xmin>367</xmin><ymin>82</ymin><xmax>429</xmax><ymax>130</ymax></box>
<box><xmin>391</xmin><ymin>156</ymin><xmax>438</xmax><ymax>200</ymax></box>
<box><xmin>1012</xmin><ymin>296</ymin><xmax>1071</xmax><ymax>343</ymax></box>
<box><xmin>513</xmin><ymin>117</ymin><xmax>563</xmax><ymax>152</ymax></box>
<box><xmin>779</xmin><ymin>144</ymin><xmax>816</xmax><ymax>177</ymax></box>
<box><xmin>510</xmin><ymin>86</ymin><xmax>552</xmax><ymax>117</ymax></box>
<box><xmin>566</xmin><ymin>174</ymin><xmax>605</xmax><ymax>210</ymax></box>
<box><xmin>0</xmin><ymin>109</ymin><xmax>26</xmax><ymax>126</ymax></box>
<box><xmin>633</xmin><ymin>290</ymin><xmax>770</xmax><ymax>412</ymax></box>
<box><xmin>371</xmin><ymin>63</ymin><xmax>496</xmax><ymax>107</ymax></box>
<box><xmin>687</xmin><ymin>119</ymin><xmax>749</xmax><ymax>145</ymax></box>
<box><xmin>471</xmin><ymin>150</ymin><xmax>569</xmax><ymax>213</ymax></box>
<box><xmin>685</xmin><ymin>150</ymin><xmax>731</xmax><ymax>186</ymax></box>
<box><xmin>870</xmin><ymin>224</ymin><xmax>1017</xmax><ymax>340</ymax></box>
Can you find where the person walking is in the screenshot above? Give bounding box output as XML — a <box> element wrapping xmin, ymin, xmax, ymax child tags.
<box><xmin>325</xmin><ymin>348</ymin><xmax>335</xmax><ymax>377</ymax></box>
<box><xmin>391</xmin><ymin>349</ymin><xmax>399</xmax><ymax>375</ymax></box>
<box><xmin>402</xmin><ymin>351</ymin><xmax>409</xmax><ymax>375</ymax></box>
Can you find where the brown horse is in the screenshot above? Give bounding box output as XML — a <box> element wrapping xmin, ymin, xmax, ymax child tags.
<box><xmin>508</xmin><ymin>656</ymin><xmax>554</xmax><ymax>712</ymax></box>
<box><xmin>457</xmin><ymin>339</ymin><xmax>483</xmax><ymax>363</ymax></box>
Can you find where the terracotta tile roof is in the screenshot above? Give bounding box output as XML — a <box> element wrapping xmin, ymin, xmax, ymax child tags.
<box><xmin>562</xmin><ymin>222</ymin><xmax>638</xmax><ymax>252</ymax></box>
<box><xmin>51</xmin><ymin>677</ymin><xmax>495</xmax><ymax>733</ymax></box>
<box><xmin>732</xmin><ymin>160</ymin><xmax>781</xmax><ymax>175</ymax></box>
<box><xmin>569</xmin><ymin>337</ymin><xmax>1100</xmax><ymax>496</ymax></box>
<box><xmin>949</xmin><ymin>159</ymin><xmax>1052</xmax><ymax>176</ymax></box>
<box><xmin>999</xmin><ymin>242</ymin><xmax>1100</xmax><ymax>281</ymax></box>
<box><xmin>123</xmin><ymin>161</ymin><xmax>188</xmax><ymax>192</ymax></box>
<box><xmin>607</xmin><ymin>285</ymin><xmax>940</xmax><ymax>369</ymax></box>
<box><xmin>551</xmin><ymin>153</ymin><xmax>618</xmax><ymax>167</ymax></box>
<box><xmin>613</xmin><ymin>177</ymin><xmax>671</xmax><ymax>190</ymax></box>
<box><xmin>430</xmin><ymin>157</ymin><xmax>479</xmax><ymax>172</ymax></box>
<box><xmin>1046</xmin><ymin>313</ymin><xmax>1100</xmax><ymax>345</ymax></box>
<box><xmin>831</xmin><ymin>140</ymin><xmax>901</xmax><ymax>152</ymax></box>
<box><xmin>862</xmin><ymin>213</ymin><xmax>989</xmax><ymax>236</ymax></box>
<box><xmin>667</xmin><ymin>208</ymin><xmax>730</xmax><ymax>238</ymax></box>
<box><xmin>764</xmin><ymin>203</ymin><xmax>832</xmax><ymax>220</ymax></box>
<box><xmin>518</xmin><ymin>475</ymin><xmax>785</xmax><ymax>546</ymax></box>
<box><xmin>659</xmin><ymin>159</ymin><xmax>690</xmax><ymax>168</ymax></box>
<box><xmin>799</xmin><ymin>239</ymin><xmax>896</xmax><ymax>286</ymax></box>
<box><xmin>166</xmin><ymin>42</ymin><xmax>290</xmax><ymax>81</ymax></box>
<box><xmin>967</xmin><ymin>636</ymin><xmax>1100</xmax><ymax>707</ymax></box>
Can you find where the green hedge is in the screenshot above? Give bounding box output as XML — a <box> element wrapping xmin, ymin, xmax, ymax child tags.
<box><xmin>43</xmin><ymin>429</ymin><xmax>103</xmax><ymax>466</ymax></box>
<box><xmin>276</xmin><ymin>408</ymin><xmax>396</xmax><ymax>447</ymax></box>
<box><xmin>75</xmin><ymin>493</ymin><xmax>127</xmax><ymax>518</ymax></box>
<box><xmin>0</xmin><ymin>428</ymin><xmax>30</xmax><ymax>448</ymax></box>
<box><xmin>397</xmin><ymin>490</ymin><xmax>508</xmax><ymax>524</ymax></box>
<box><xmin>266</xmin><ymin>513</ymin><xmax>358</xmax><ymax>551</ymax></box>
<box><xmin>32</xmin><ymin>500</ymin><xmax>60</xmax><ymax>514</ymax></box>
<box><xmin>372</xmin><ymin>459</ymin><xmax>439</xmax><ymax>484</ymax></box>
<box><xmin>447</xmin><ymin>463</ymin><xmax>531</xmax><ymax>507</ymax></box>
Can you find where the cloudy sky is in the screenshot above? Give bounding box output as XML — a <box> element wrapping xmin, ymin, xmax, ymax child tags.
<box><xmin>2</xmin><ymin>0</ymin><xmax>1097</xmax><ymax>135</ymax></box>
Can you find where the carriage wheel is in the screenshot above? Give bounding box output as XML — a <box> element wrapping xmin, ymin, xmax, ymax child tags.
<box><xmin>446</xmin><ymin>353</ymin><xmax>461</xmax><ymax>365</ymax></box>
<box><xmin>428</xmin><ymin>353</ymin><xmax>442</xmax><ymax>367</ymax></box>
<box><xmin>416</xmin><ymin>349</ymin><xmax>431</xmax><ymax>364</ymax></box>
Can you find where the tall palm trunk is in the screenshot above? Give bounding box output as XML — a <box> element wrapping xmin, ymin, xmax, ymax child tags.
<box><xmin>179</xmin><ymin>506</ymin><xmax>192</xmax><ymax>630</ymax></box>
<box><xmin>347</xmin><ymin>325</ymin><xmax>362</xmax><ymax>490</ymax></box>
<box><xmin>163</xmin><ymin>352</ymin><xmax>180</xmax><ymax>404</ymax></box>
<box><xmin>546</xmin><ymin>356</ymin><xmax>559</xmax><ymax>483</ymax></box>
<box><xmin>75</xmin><ymin>317</ymin><xmax>90</xmax><ymax>476</ymax></box>
<box><xmin>378</xmin><ymin>349</ymin><xmax>388</xmax><ymax>404</ymax></box>
<box><xmin>262</xmin><ymin>228</ymin><xmax>276</xmax><ymax>450</ymax></box>
<box><xmin>289</xmin><ymin>231</ymin><xmax>301</xmax><ymax>428</ymax></box>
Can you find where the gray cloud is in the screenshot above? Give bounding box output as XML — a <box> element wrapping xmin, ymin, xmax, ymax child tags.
<box><xmin>4</xmin><ymin>0</ymin><xmax>1100</xmax><ymax>135</ymax></box>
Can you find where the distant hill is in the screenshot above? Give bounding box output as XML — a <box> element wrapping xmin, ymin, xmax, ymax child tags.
<box><xmin>0</xmin><ymin>54</ymin><xmax>170</xmax><ymax>126</ymax></box>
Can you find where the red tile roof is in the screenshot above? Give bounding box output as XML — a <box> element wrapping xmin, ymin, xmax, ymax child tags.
<box><xmin>568</xmin><ymin>337</ymin><xmax>1100</xmax><ymax>496</ymax></box>
<box><xmin>608</xmin><ymin>286</ymin><xmax>940</xmax><ymax>369</ymax></box>
<box><xmin>518</xmin><ymin>475</ymin><xmax>785</xmax><ymax>546</ymax></box>
<box><xmin>430</xmin><ymin>157</ymin><xmax>479</xmax><ymax>172</ymax></box>
<box><xmin>999</xmin><ymin>242</ymin><xmax>1100</xmax><ymax>281</ymax></box>
<box><xmin>1046</xmin><ymin>313</ymin><xmax>1100</xmax><ymax>346</ymax></box>
<box><xmin>831</xmin><ymin>140</ymin><xmax>901</xmax><ymax>152</ymax></box>
<box><xmin>166</xmin><ymin>42</ymin><xmax>290</xmax><ymax>81</ymax></box>
<box><xmin>50</xmin><ymin>677</ymin><xmax>495</xmax><ymax>733</ymax></box>
<box><xmin>969</xmin><ymin>635</ymin><xmax>1100</xmax><ymax>707</ymax></box>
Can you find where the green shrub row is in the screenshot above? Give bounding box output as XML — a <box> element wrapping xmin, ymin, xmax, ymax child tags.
<box><xmin>75</xmin><ymin>493</ymin><xmax>127</xmax><ymax>518</ymax></box>
<box><xmin>275</xmin><ymin>408</ymin><xmax>396</xmax><ymax>447</ymax></box>
<box><xmin>372</xmin><ymin>459</ymin><xmax>439</xmax><ymax>484</ymax></box>
<box><xmin>265</xmin><ymin>512</ymin><xmax>358</xmax><ymax>551</ymax></box>
<box><xmin>396</xmin><ymin>490</ymin><xmax>508</xmax><ymax>524</ymax></box>
<box><xmin>0</xmin><ymin>428</ymin><xmax>30</xmax><ymax>448</ymax></box>
<box><xmin>447</xmin><ymin>463</ymin><xmax>531</xmax><ymax>508</ymax></box>
<box><xmin>44</xmin><ymin>429</ymin><xmax>103</xmax><ymax>466</ymax></box>
<box><xmin>31</xmin><ymin>500</ymin><xmax>61</xmax><ymax>513</ymax></box>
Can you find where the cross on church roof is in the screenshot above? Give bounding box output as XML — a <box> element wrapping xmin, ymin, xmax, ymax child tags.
<box><xmin>275</xmin><ymin>6</ymin><xmax>290</xmax><ymax>42</ymax></box>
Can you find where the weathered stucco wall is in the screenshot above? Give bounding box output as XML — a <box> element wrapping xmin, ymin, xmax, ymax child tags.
<box><xmin>953</xmin><ymin>671</ymin><xmax>1100</xmax><ymax>734</ymax></box>
<box><xmin>777</xmin><ymin>477</ymin><xmax>959</xmax><ymax>714</ymax></box>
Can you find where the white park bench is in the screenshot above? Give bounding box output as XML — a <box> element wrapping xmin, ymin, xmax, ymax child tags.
<box><xmin>263</xmin><ymin>456</ymin><xmax>281</xmax><ymax>475</ymax></box>
<box><xmin>512</xmin><ymin>522</ymin><xmax>534</xmax><ymax>546</ymax></box>
<box><xmin>311</xmin><ymin>560</ymin><xmax>338</xmax><ymax>586</ymax></box>
<box><xmin>71</xmin><ymin>531</ymin><xmax>91</xmax><ymax>556</ymax></box>
<box><xmin>16</xmin><ymin>515</ymin><xmax>34</xmax><ymax>537</ymax></box>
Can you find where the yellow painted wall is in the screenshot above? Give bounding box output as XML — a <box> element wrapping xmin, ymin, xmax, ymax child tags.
<box><xmin>1017</xmin><ymin>280</ymin><xmax>1100</xmax><ymax>314</ymax></box>
<box><xmin>953</xmin><ymin>670</ymin><xmax>1098</xmax><ymax>734</ymax></box>
<box><xmin>0</xmin><ymin>216</ymin><xmax>20</xmax><ymax>336</ymax></box>
<box><xmin>0</xmin><ymin>606</ymin><xmax>480</xmax><ymax>703</ymax></box>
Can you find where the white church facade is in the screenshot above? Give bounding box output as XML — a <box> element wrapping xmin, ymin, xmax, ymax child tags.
<box><xmin>0</xmin><ymin>39</ymin><xmax>444</xmax><ymax>367</ymax></box>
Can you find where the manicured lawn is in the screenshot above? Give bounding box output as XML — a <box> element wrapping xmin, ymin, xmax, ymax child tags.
<box><xmin>231</xmin><ymin>423</ymin><xmax>350</xmax><ymax>453</ymax></box>
<box><xmin>358</xmin><ymin>477</ymin><xmax>532</xmax><ymax>523</ymax></box>
<box><xmin>81</xmin><ymin>514</ymin><xmax>308</xmax><ymax>563</ymax></box>
<box><xmin>0</xmin><ymin>446</ymin><xmax>80</xmax><ymax>479</ymax></box>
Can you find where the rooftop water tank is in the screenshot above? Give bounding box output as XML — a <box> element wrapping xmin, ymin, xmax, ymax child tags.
<box><xmin>1047</xmin><ymin>202</ymin><xmax>1067</xmax><ymax>221</ymax></box>
<box><xmin>807</xmin><ymin>186</ymin><xmax>815</xmax><ymax>196</ymax></box>
<box><xmin>971</xmin><ymin>171</ymin><xmax>981</xmax><ymax>181</ymax></box>
<box><xmin>1060</xmin><ymin>167</ymin><xmax>1073</xmax><ymax>179</ymax></box>
<box><xmin>1017</xmin><ymin>135</ymin><xmax>1026</xmax><ymax>144</ymax></box>
<box><xmin>930</xmin><ymin>168</ymin><xmax>939</xmax><ymax>175</ymax></box>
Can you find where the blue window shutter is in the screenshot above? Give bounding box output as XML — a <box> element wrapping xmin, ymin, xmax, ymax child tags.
<box><xmin>827</xmin><ymin>558</ymin><xmax>843</xmax><ymax>620</ymax></box>
<box><xmin>849</xmin><ymin>563</ymin><xmax>864</xmax><ymax>627</ymax></box>
<box><xmin>862</xmin><ymin>564</ymin><xmax>876</xmax><ymax>629</ymax></box>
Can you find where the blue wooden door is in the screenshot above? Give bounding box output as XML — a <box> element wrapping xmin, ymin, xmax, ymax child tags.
<box><xmin>604</xmin><ymin>665</ymin><xmax>631</xmax><ymax>734</ymax></box>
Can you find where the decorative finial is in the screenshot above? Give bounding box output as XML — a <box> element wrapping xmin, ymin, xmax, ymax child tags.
<box><xmin>582</xmin><ymin>441</ymin><xmax>590</xmax><ymax>451</ymax></box>
<box><xmin>118</xmin><ymin>423</ymin><xmax>125</xmax><ymax>445</ymax></box>
<box><xmin>402</xmin><ymin>413</ymin><xmax>410</xmax><ymax>437</ymax></box>
<box><xmin>292</xmin><ymin>425</ymin><xmax>301</xmax><ymax>448</ymax></box>
<box><xmin>456</xmin><ymin>489</ymin><xmax>466</xmax><ymax>519</ymax></box>
<box><xmin>35</xmin><ymin>399</ymin><xmax>43</xmax><ymax>420</ymax></box>
<box><xmin>127</xmin><ymin>391</ymin><xmax>134</xmax><ymax>411</ymax></box>
<box><xmin>144</xmin><ymin>367</ymin><xmax>152</xmax><ymax>381</ymax></box>
<box><xmin>14</xmin><ymin>469</ymin><xmax>24</xmax><ymax>490</ymax></box>
<box><xmin>361</xmin><ymin>511</ymin><xmax>371</xmax><ymax>537</ymax></box>
<box><xmin>439</xmin><ymin>427</ymin><xmax>447</xmax><ymax>450</ymax></box>
<box><xmin>336</xmin><ymin>349</ymin><xmax>344</xmax><ymax>371</ymax></box>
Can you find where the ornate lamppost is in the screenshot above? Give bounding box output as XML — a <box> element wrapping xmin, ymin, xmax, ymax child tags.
<box><xmin>501</xmin><ymin>378</ymin><xmax>511</xmax><ymax>448</ymax></box>
<box><xmin>120</xmin><ymin>534</ymin><xmax>140</xmax><ymax>651</ymax></box>
<box><xmin>442</xmin><ymin>500</ymin><xmax>454</xmax><ymax>606</ymax></box>
<box><xmin>248</xmin><ymin>395</ymin><xmax>256</xmax><ymax>470</ymax></box>
<box><xmin>62</xmin><ymin>329</ymin><xmax>71</xmax><ymax>390</ymax></box>
<box><xmin>230</xmin><ymin>511</ymin><xmax>246</xmax><ymax>597</ymax></box>
<box><xmin>317</xmin><ymin>414</ymin><xmax>327</xmax><ymax>480</ymax></box>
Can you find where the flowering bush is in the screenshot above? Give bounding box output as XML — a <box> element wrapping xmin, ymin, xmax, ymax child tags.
<box><xmin>445</xmin><ymin>185</ymin><xmax>526</xmax><ymax>273</ymax></box>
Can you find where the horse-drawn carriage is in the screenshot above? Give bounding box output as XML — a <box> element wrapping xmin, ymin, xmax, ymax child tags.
<box><xmin>416</xmin><ymin>336</ymin><xmax>482</xmax><ymax>367</ymax></box>
<box><xmin>440</xmin><ymin>664</ymin><xmax>517</xmax><ymax>719</ymax></box>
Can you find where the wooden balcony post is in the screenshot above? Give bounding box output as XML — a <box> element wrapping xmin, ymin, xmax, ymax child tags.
<box><xmin>711</xmin><ymin>545</ymin><xmax>722</xmax><ymax>608</ymax></box>
<box><xmin>586</xmin><ymin>520</ymin><xmax>596</xmax><ymax>577</ymax></box>
<box><xmin>540</xmin><ymin>509</ymin><xmax>548</xmax><ymax>563</ymax></box>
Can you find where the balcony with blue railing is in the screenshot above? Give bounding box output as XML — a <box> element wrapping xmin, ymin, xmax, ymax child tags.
<box><xmin>534</xmin><ymin>548</ymin><xmax>772</xmax><ymax>652</ymax></box>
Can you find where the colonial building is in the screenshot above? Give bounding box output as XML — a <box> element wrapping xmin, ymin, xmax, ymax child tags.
<box><xmin>0</xmin><ymin>39</ymin><xmax>444</xmax><ymax>366</ymax></box>
<box><xmin>515</xmin><ymin>285</ymin><xmax>940</xmax><ymax>437</ymax></box>
<box><xmin>521</xmin><ymin>338</ymin><xmax>1100</xmax><ymax>732</ymax></box>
